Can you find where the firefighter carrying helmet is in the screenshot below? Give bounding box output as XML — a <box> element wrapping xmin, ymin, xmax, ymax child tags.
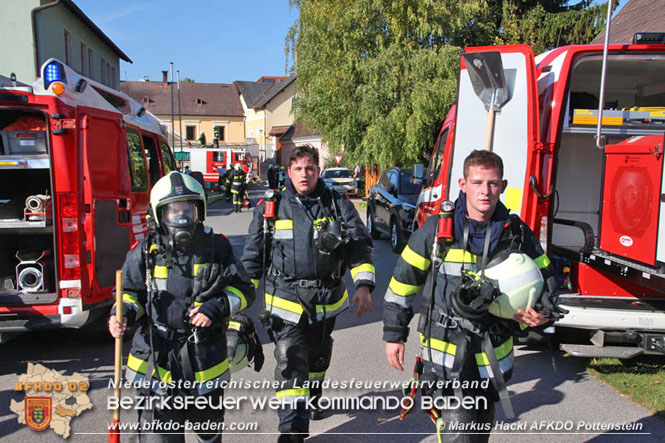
<box><xmin>149</xmin><ymin>171</ymin><xmax>206</xmax><ymax>245</ymax></box>
<box><xmin>226</xmin><ymin>314</ymin><xmax>264</xmax><ymax>373</ymax></box>
<box><xmin>449</xmin><ymin>251</ymin><xmax>544</xmax><ymax>321</ymax></box>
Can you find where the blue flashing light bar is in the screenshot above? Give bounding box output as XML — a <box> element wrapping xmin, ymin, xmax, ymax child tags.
<box><xmin>43</xmin><ymin>61</ymin><xmax>66</xmax><ymax>88</ymax></box>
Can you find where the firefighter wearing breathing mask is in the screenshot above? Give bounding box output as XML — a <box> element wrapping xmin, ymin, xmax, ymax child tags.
<box><xmin>108</xmin><ymin>171</ymin><xmax>255</xmax><ymax>443</ymax></box>
<box><xmin>383</xmin><ymin>150</ymin><xmax>567</xmax><ymax>443</ymax></box>
<box><xmin>242</xmin><ymin>145</ymin><xmax>375</xmax><ymax>443</ymax></box>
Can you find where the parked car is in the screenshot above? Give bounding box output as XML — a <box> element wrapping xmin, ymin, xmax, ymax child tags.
<box><xmin>367</xmin><ymin>168</ymin><xmax>422</xmax><ymax>253</ymax></box>
<box><xmin>321</xmin><ymin>167</ymin><xmax>358</xmax><ymax>196</ymax></box>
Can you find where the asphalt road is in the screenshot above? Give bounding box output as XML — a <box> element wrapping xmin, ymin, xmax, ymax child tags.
<box><xmin>1</xmin><ymin>183</ymin><xmax>664</xmax><ymax>442</ymax></box>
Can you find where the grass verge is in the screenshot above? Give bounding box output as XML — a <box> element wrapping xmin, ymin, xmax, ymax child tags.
<box><xmin>585</xmin><ymin>356</ymin><xmax>665</xmax><ymax>421</ymax></box>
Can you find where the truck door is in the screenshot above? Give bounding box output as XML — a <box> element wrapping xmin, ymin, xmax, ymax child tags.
<box><xmin>79</xmin><ymin>108</ymin><xmax>131</xmax><ymax>292</ymax></box>
<box><xmin>449</xmin><ymin>46</ymin><xmax>540</xmax><ymax>225</ymax></box>
<box><xmin>124</xmin><ymin>128</ymin><xmax>150</xmax><ymax>243</ymax></box>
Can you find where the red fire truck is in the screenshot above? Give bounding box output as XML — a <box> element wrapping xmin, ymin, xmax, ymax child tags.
<box><xmin>413</xmin><ymin>34</ymin><xmax>665</xmax><ymax>358</ymax></box>
<box><xmin>184</xmin><ymin>146</ymin><xmax>253</xmax><ymax>186</ymax></box>
<box><xmin>0</xmin><ymin>59</ymin><xmax>177</xmax><ymax>338</ymax></box>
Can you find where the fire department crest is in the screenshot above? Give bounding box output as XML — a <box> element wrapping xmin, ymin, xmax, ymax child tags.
<box><xmin>25</xmin><ymin>397</ymin><xmax>52</xmax><ymax>431</ymax></box>
<box><xmin>10</xmin><ymin>363</ymin><xmax>92</xmax><ymax>439</ymax></box>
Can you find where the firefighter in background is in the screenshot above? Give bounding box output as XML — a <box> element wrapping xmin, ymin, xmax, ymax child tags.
<box><xmin>198</xmin><ymin>131</ymin><xmax>207</xmax><ymax>147</ymax></box>
<box><xmin>383</xmin><ymin>150</ymin><xmax>567</xmax><ymax>442</ymax></box>
<box><xmin>242</xmin><ymin>145</ymin><xmax>375</xmax><ymax>443</ymax></box>
<box><xmin>231</xmin><ymin>163</ymin><xmax>246</xmax><ymax>213</ymax></box>
<box><xmin>108</xmin><ymin>171</ymin><xmax>255</xmax><ymax>443</ymax></box>
<box><xmin>221</xmin><ymin>168</ymin><xmax>234</xmax><ymax>201</ymax></box>
<box><xmin>267</xmin><ymin>164</ymin><xmax>277</xmax><ymax>189</ymax></box>
<box><xmin>277</xmin><ymin>165</ymin><xmax>287</xmax><ymax>190</ymax></box>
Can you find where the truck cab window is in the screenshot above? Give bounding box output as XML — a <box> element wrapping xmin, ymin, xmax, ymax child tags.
<box><xmin>428</xmin><ymin>129</ymin><xmax>448</xmax><ymax>182</ymax></box>
<box><xmin>141</xmin><ymin>133</ymin><xmax>161</xmax><ymax>186</ymax></box>
<box><xmin>159</xmin><ymin>140</ymin><xmax>177</xmax><ymax>173</ymax></box>
<box><xmin>125</xmin><ymin>129</ymin><xmax>148</xmax><ymax>191</ymax></box>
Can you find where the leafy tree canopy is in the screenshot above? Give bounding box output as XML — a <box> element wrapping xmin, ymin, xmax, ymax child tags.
<box><xmin>287</xmin><ymin>0</ymin><xmax>613</xmax><ymax>167</ymax></box>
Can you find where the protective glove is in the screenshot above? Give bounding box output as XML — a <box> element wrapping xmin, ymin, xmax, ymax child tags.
<box><xmin>192</xmin><ymin>262</ymin><xmax>224</xmax><ymax>303</ymax></box>
<box><xmin>536</xmin><ymin>276</ymin><xmax>569</xmax><ymax>320</ymax></box>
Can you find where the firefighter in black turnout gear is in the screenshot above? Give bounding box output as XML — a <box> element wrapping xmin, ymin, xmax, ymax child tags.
<box><xmin>231</xmin><ymin>163</ymin><xmax>246</xmax><ymax>213</ymax></box>
<box><xmin>384</xmin><ymin>151</ymin><xmax>567</xmax><ymax>442</ymax></box>
<box><xmin>242</xmin><ymin>145</ymin><xmax>375</xmax><ymax>442</ymax></box>
<box><xmin>108</xmin><ymin>171</ymin><xmax>255</xmax><ymax>443</ymax></box>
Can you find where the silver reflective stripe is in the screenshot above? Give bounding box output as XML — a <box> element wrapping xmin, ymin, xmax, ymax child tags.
<box><xmin>274</xmin><ymin>230</ymin><xmax>293</xmax><ymax>240</ymax></box>
<box><xmin>197</xmin><ymin>371</ymin><xmax>231</xmax><ymax>395</ymax></box>
<box><xmin>353</xmin><ymin>272</ymin><xmax>375</xmax><ymax>284</ymax></box>
<box><xmin>225</xmin><ymin>290</ymin><xmax>242</xmax><ymax>315</ymax></box>
<box><xmin>420</xmin><ymin>347</ymin><xmax>456</xmax><ymax>370</ymax></box>
<box><xmin>441</xmin><ymin>262</ymin><xmax>464</xmax><ymax>275</ymax></box>
<box><xmin>384</xmin><ymin>287</ymin><xmax>414</xmax><ymax>307</ymax></box>
<box><xmin>154</xmin><ymin>278</ymin><xmax>167</xmax><ymax>291</ymax></box>
<box><xmin>267</xmin><ymin>305</ymin><xmax>302</xmax><ymax>324</ymax></box>
<box><xmin>124</xmin><ymin>369</ymin><xmax>167</xmax><ymax>395</ymax></box>
<box><xmin>477</xmin><ymin>352</ymin><xmax>514</xmax><ymax>379</ymax></box>
<box><xmin>309</xmin><ymin>374</ymin><xmax>325</xmax><ymax>384</ymax></box>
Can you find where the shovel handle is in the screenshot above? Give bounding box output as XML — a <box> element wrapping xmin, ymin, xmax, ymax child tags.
<box><xmin>113</xmin><ymin>270</ymin><xmax>123</xmax><ymax>422</ymax></box>
<box><xmin>485</xmin><ymin>109</ymin><xmax>495</xmax><ymax>151</ymax></box>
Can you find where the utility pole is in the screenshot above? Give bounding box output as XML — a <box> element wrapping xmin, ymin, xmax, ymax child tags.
<box><xmin>170</xmin><ymin>62</ymin><xmax>175</xmax><ymax>150</ymax></box>
<box><xmin>177</xmin><ymin>70</ymin><xmax>183</xmax><ymax>155</ymax></box>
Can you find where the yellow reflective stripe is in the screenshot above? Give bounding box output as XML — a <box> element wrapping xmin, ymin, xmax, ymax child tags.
<box><xmin>420</xmin><ymin>334</ymin><xmax>457</xmax><ymax>356</ymax></box>
<box><xmin>251</xmin><ymin>278</ymin><xmax>260</xmax><ymax>289</ymax></box>
<box><xmin>534</xmin><ymin>253</ymin><xmax>551</xmax><ymax>269</ymax></box>
<box><xmin>265</xmin><ymin>293</ymin><xmax>304</xmax><ymax>315</ymax></box>
<box><xmin>194</xmin><ymin>301</ymin><xmax>203</xmax><ymax>307</ymax></box>
<box><xmin>350</xmin><ymin>263</ymin><xmax>375</xmax><ymax>279</ymax></box>
<box><xmin>122</xmin><ymin>293</ymin><xmax>145</xmax><ymax>318</ymax></box>
<box><xmin>309</xmin><ymin>371</ymin><xmax>326</xmax><ymax>378</ymax></box>
<box><xmin>276</xmin><ymin>388</ymin><xmax>310</xmax><ymax>398</ymax></box>
<box><xmin>228</xmin><ymin>321</ymin><xmax>241</xmax><ymax>331</ymax></box>
<box><xmin>275</xmin><ymin>219</ymin><xmax>293</xmax><ymax>230</ymax></box>
<box><xmin>475</xmin><ymin>337</ymin><xmax>513</xmax><ymax>366</ymax></box>
<box><xmin>127</xmin><ymin>354</ymin><xmax>172</xmax><ymax>382</ymax></box>
<box><xmin>193</xmin><ymin>263</ymin><xmax>204</xmax><ymax>277</ymax></box>
<box><xmin>224</xmin><ymin>285</ymin><xmax>248</xmax><ymax>311</ymax></box>
<box><xmin>149</xmin><ymin>244</ymin><xmax>158</xmax><ymax>253</ymax></box>
<box><xmin>316</xmin><ymin>289</ymin><xmax>349</xmax><ymax>314</ymax></box>
<box><xmin>195</xmin><ymin>359</ymin><xmax>229</xmax><ymax>383</ymax></box>
<box><xmin>388</xmin><ymin>276</ymin><xmax>421</xmax><ymax>297</ymax></box>
<box><xmin>313</xmin><ymin>217</ymin><xmax>332</xmax><ymax>230</ymax></box>
<box><xmin>402</xmin><ymin>245</ymin><xmax>431</xmax><ymax>271</ymax></box>
<box><xmin>154</xmin><ymin>265</ymin><xmax>168</xmax><ymax>279</ymax></box>
<box><xmin>444</xmin><ymin>249</ymin><xmax>476</xmax><ymax>263</ymax></box>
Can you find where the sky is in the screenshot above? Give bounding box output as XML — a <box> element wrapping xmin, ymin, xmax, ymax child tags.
<box><xmin>73</xmin><ymin>0</ymin><xmax>625</xmax><ymax>85</ymax></box>
<box><xmin>73</xmin><ymin>0</ymin><xmax>299</xmax><ymax>84</ymax></box>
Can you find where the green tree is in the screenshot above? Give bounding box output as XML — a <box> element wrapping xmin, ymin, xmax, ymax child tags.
<box><xmin>287</xmin><ymin>0</ymin><xmax>613</xmax><ymax>168</ymax></box>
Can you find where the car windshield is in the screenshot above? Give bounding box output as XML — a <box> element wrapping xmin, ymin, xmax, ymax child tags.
<box><xmin>323</xmin><ymin>169</ymin><xmax>351</xmax><ymax>179</ymax></box>
<box><xmin>400</xmin><ymin>172</ymin><xmax>422</xmax><ymax>195</ymax></box>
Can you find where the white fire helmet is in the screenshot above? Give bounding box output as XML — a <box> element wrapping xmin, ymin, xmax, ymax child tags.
<box><xmin>483</xmin><ymin>251</ymin><xmax>544</xmax><ymax>319</ymax></box>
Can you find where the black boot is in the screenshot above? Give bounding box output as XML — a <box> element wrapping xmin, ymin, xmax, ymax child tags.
<box><xmin>277</xmin><ymin>433</ymin><xmax>305</xmax><ymax>443</ymax></box>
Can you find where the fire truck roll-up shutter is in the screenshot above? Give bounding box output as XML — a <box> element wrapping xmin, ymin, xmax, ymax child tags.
<box><xmin>80</xmin><ymin>111</ymin><xmax>130</xmax><ymax>289</ymax></box>
<box><xmin>450</xmin><ymin>46</ymin><xmax>540</xmax><ymax>222</ymax></box>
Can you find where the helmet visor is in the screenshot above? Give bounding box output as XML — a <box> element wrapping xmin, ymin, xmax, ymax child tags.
<box><xmin>161</xmin><ymin>201</ymin><xmax>198</xmax><ymax>227</ymax></box>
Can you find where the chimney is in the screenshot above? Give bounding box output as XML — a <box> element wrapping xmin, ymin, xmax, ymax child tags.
<box><xmin>162</xmin><ymin>70</ymin><xmax>168</xmax><ymax>85</ymax></box>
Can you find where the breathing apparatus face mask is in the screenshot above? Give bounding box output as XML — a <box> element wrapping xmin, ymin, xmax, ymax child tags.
<box><xmin>316</xmin><ymin>218</ymin><xmax>350</xmax><ymax>254</ymax></box>
<box><xmin>450</xmin><ymin>269</ymin><xmax>500</xmax><ymax>321</ymax></box>
<box><xmin>161</xmin><ymin>201</ymin><xmax>199</xmax><ymax>246</ymax></box>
